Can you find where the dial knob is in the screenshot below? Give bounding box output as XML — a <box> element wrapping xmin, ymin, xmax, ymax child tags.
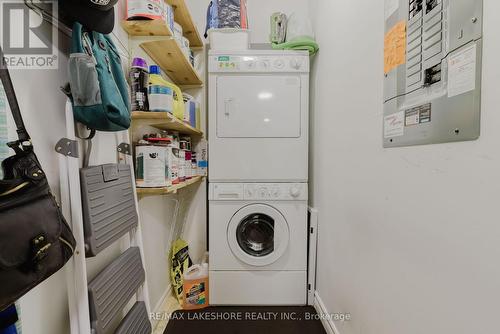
<box><xmin>290</xmin><ymin>186</ymin><xmax>301</xmax><ymax>198</ymax></box>
<box><xmin>274</xmin><ymin>59</ymin><xmax>285</xmax><ymax>69</ymax></box>
<box><xmin>290</xmin><ymin>58</ymin><xmax>303</xmax><ymax>70</ymax></box>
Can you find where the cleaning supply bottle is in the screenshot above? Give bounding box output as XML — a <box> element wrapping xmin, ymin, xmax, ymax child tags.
<box><xmin>182</xmin><ymin>263</ymin><xmax>209</xmax><ymax>310</ymax></box>
<box><xmin>130</xmin><ymin>57</ymin><xmax>149</xmax><ymax>111</ymax></box>
<box><xmin>148</xmin><ymin>65</ymin><xmax>185</xmax><ymax>118</ymax></box>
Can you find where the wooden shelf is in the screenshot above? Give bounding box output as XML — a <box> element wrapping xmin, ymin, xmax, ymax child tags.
<box><xmin>121</xmin><ymin>20</ymin><xmax>173</xmax><ymax>37</ymax></box>
<box><xmin>131</xmin><ymin>111</ymin><xmax>203</xmax><ymax>136</ymax></box>
<box><xmin>140</xmin><ymin>38</ymin><xmax>202</xmax><ymax>86</ymax></box>
<box><xmin>137</xmin><ymin>176</ymin><xmax>204</xmax><ymax>197</ymax></box>
<box><xmin>165</xmin><ymin>0</ymin><xmax>203</xmax><ymax>47</ymax></box>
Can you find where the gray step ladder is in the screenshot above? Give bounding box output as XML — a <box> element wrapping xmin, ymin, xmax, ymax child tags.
<box><xmin>58</xmin><ymin>101</ymin><xmax>152</xmax><ymax>334</ymax></box>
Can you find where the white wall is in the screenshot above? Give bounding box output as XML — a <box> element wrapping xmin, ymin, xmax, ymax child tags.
<box><xmin>8</xmin><ymin>2</ymin><xmax>137</xmax><ymax>333</ymax></box>
<box><xmin>9</xmin><ymin>36</ymin><xmax>73</xmax><ymax>334</ymax></box>
<box><xmin>187</xmin><ymin>0</ymin><xmax>309</xmax><ymax>44</ymax></box>
<box><xmin>310</xmin><ymin>1</ymin><xmax>500</xmax><ymax>334</ymax></box>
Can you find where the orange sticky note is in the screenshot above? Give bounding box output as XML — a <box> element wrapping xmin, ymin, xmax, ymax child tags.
<box><xmin>384</xmin><ymin>21</ymin><xmax>407</xmax><ymax>74</ymax></box>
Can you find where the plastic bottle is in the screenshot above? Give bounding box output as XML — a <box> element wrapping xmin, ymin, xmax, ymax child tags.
<box><xmin>148</xmin><ymin>65</ymin><xmax>185</xmax><ymax>119</ymax></box>
<box><xmin>182</xmin><ymin>263</ymin><xmax>209</xmax><ymax>310</ymax></box>
<box><xmin>130</xmin><ymin>57</ymin><xmax>149</xmax><ymax>111</ymax></box>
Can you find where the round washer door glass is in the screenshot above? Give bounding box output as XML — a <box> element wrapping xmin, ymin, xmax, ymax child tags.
<box><xmin>237</xmin><ymin>213</ymin><xmax>275</xmax><ymax>257</ymax></box>
<box><xmin>228</xmin><ymin>204</ymin><xmax>289</xmax><ymax>267</ymax></box>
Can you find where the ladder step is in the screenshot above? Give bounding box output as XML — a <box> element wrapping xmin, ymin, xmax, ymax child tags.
<box><xmin>88</xmin><ymin>247</ymin><xmax>145</xmax><ymax>334</ymax></box>
<box><xmin>80</xmin><ymin>164</ymin><xmax>139</xmax><ymax>257</ymax></box>
<box><xmin>115</xmin><ymin>302</ymin><xmax>152</xmax><ymax>334</ymax></box>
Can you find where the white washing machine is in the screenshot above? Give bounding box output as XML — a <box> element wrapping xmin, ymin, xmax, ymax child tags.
<box><xmin>209</xmin><ymin>183</ymin><xmax>308</xmax><ymax>305</ymax></box>
<box><xmin>208</xmin><ymin>50</ymin><xmax>310</xmax><ymax>183</ymax></box>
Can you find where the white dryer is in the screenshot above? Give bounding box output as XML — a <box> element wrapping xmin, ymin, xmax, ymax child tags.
<box><xmin>209</xmin><ymin>183</ymin><xmax>308</xmax><ymax>305</ymax></box>
<box><xmin>208</xmin><ymin>50</ymin><xmax>310</xmax><ymax>183</ymax></box>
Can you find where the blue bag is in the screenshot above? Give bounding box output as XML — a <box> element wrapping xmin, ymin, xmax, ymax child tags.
<box><xmin>68</xmin><ymin>23</ymin><xmax>130</xmax><ymax>132</ymax></box>
<box><xmin>204</xmin><ymin>1</ymin><xmax>219</xmax><ymax>38</ymax></box>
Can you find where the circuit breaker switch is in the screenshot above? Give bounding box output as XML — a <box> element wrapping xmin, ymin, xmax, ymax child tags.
<box><xmin>423</xmin><ymin>63</ymin><xmax>442</xmax><ymax>86</ymax></box>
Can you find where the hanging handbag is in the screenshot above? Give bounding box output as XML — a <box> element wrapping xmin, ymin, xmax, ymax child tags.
<box><xmin>0</xmin><ymin>46</ymin><xmax>77</xmax><ymax>311</ymax></box>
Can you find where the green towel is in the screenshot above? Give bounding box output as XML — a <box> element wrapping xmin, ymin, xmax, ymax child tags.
<box><xmin>272</xmin><ymin>37</ymin><xmax>319</xmax><ymax>55</ymax></box>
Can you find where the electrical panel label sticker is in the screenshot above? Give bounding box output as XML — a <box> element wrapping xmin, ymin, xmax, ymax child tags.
<box><xmin>385</xmin><ymin>0</ymin><xmax>399</xmax><ymax>20</ymax></box>
<box><xmin>384</xmin><ymin>21</ymin><xmax>406</xmax><ymax>74</ymax></box>
<box><xmin>448</xmin><ymin>44</ymin><xmax>477</xmax><ymax>98</ymax></box>
<box><xmin>405</xmin><ymin>103</ymin><xmax>431</xmax><ymax>126</ymax></box>
<box><xmin>384</xmin><ymin>111</ymin><xmax>405</xmax><ymax>138</ymax></box>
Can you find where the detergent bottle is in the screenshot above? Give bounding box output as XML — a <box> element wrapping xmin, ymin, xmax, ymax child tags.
<box><xmin>148</xmin><ymin>65</ymin><xmax>185</xmax><ymax>119</ymax></box>
<box><xmin>182</xmin><ymin>263</ymin><xmax>209</xmax><ymax>310</ymax></box>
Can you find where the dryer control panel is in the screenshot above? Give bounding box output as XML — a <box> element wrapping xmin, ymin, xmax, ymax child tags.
<box><xmin>209</xmin><ymin>55</ymin><xmax>309</xmax><ymax>73</ymax></box>
<box><xmin>209</xmin><ymin>183</ymin><xmax>308</xmax><ymax>201</ymax></box>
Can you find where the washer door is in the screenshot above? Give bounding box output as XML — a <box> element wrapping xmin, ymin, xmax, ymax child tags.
<box><xmin>228</xmin><ymin>204</ymin><xmax>290</xmax><ymax>267</ymax></box>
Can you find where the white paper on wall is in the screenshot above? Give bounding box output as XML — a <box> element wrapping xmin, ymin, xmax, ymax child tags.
<box><xmin>448</xmin><ymin>44</ymin><xmax>477</xmax><ymax>98</ymax></box>
<box><xmin>384</xmin><ymin>111</ymin><xmax>405</xmax><ymax>138</ymax></box>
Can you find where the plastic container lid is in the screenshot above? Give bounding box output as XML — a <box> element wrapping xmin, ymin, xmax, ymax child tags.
<box><xmin>131</xmin><ymin>57</ymin><xmax>148</xmax><ymax>71</ymax></box>
<box><xmin>149</xmin><ymin>65</ymin><xmax>162</xmax><ymax>75</ymax></box>
<box><xmin>184</xmin><ymin>264</ymin><xmax>208</xmax><ymax>280</ymax></box>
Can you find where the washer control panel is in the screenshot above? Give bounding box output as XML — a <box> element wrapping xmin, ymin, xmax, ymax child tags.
<box><xmin>210</xmin><ymin>183</ymin><xmax>308</xmax><ymax>201</ymax></box>
<box><xmin>209</xmin><ymin>55</ymin><xmax>309</xmax><ymax>73</ymax></box>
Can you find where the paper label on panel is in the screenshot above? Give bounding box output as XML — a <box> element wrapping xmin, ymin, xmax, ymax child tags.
<box><xmin>384</xmin><ymin>111</ymin><xmax>405</xmax><ymax>138</ymax></box>
<box><xmin>448</xmin><ymin>44</ymin><xmax>477</xmax><ymax>98</ymax></box>
<box><xmin>384</xmin><ymin>21</ymin><xmax>407</xmax><ymax>74</ymax></box>
<box><xmin>385</xmin><ymin>0</ymin><xmax>399</xmax><ymax>20</ymax></box>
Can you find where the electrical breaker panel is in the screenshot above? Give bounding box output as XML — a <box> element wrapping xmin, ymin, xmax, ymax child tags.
<box><xmin>383</xmin><ymin>0</ymin><xmax>483</xmax><ymax>147</ymax></box>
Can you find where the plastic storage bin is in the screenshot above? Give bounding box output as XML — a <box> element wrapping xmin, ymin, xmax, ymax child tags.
<box><xmin>208</xmin><ymin>28</ymin><xmax>250</xmax><ymax>50</ymax></box>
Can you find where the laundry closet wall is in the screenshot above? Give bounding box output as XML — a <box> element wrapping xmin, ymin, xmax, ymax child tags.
<box><xmin>4</xmin><ymin>2</ymin><xmax>132</xmax><ymax>333</ymax></box>
<box><xmin>187</xmin><ymin>0</ymin><xmax>311</xmax><ymax>44</ymax></box>
<box><xmin>309</xmin><ymin>1</ymin><xmax>500</xmax><ymax>333</ymax></box>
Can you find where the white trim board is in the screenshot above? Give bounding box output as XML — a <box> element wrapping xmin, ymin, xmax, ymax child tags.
<box><xmin>153</xmin><ymin>284</ymin><xmax>173</xmax><ymax>315</ymax></box>
<box><xmin>308</xmin><ymin>207</ymin><xmax>319</xmax><ymax>305</ymax></box>
<box><xmin>313</xmin><ymin>291</ymin><xmax>340</xmax><ymax>334</ymax></box>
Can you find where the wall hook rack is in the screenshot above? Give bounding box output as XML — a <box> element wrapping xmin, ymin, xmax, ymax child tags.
<box><xmin>24</xmin><ymin>0</ymin><xmax>72</xmax><ymax>38</ymax></box>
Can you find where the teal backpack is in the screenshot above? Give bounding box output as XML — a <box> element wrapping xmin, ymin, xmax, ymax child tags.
<box><xmin>68</xmin><ymin>22</ymin><xmax>130</xmax><ymax>132</ymax></box>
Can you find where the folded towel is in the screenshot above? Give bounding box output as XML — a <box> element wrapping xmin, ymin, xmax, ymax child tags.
<box><xmin>272</xmin><ymin>37</ymin><xmax>319</xmax><ymax>55</ymax></box>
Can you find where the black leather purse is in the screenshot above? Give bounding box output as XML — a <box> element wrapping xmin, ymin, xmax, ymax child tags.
<box><xmin>0</xmin><ymin>47</ymin><xmax>76</xmax><ymax>311</ymax></box>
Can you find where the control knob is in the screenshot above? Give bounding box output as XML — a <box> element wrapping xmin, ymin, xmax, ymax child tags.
<box><xmin>290</xmin><ymin>58</ymin><xmax>303</xmax><ymax>70</ymax></box>
<box><xmin>289</xmin><ymin>186</ymin><xmax>301</xmax><ymax>198</ymax></box>
<box><xmin>274</xmin><ymin>59</ymin><xmax>285</xmax><ymax>69</ymax></box>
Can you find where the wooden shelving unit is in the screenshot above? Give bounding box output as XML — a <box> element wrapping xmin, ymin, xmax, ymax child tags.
<box><xmin>121</xmin><ymin>20</ymin><xmax>173</xmax><ymax>37</ymax></box>
<box><xmin>131</xmin><ymin>111</ymin><xmax>203</xmax><ymax>136</ymax></box>
<box><xmin>140</xmin><ymin>38</ymin><xmax>203</xmax><ymax>86</ymax></box>
<box><xmin>123</xmin><ymin>0</ymin><xmax>205</xmax><ymax>198</ymax></box>
<box><xmin>136</xmin><ymin>176</ymin><xmax>204</xmax><ymax>197</ymax></box>
<box><xmin>166</xmin><ymin>0</ymin><xmax>203</xmax><ymax>47</ymax></box>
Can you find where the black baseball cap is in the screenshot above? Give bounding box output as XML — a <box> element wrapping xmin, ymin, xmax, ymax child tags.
<box><xmin>59</xmin><ymin>0</ymin><xmax>118</xmax><ymax>34</ymax></box>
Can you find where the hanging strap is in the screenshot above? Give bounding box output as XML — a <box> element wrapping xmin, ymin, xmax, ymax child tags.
<box><xmin>0</xmin><ymin>46</ymin><xmax>31</xmax><ymax>143</ymax></box>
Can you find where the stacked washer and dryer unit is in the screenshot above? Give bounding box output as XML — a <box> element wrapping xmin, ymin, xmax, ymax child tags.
<box><xmin>208</xmin><ymin>50</ymin><xmax>310</xmax><ymax>305</ymax></box>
